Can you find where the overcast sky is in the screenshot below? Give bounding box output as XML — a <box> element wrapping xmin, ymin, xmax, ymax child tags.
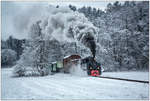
<box><xmin>2</xmin><ymin>1</ymin><xmax>116</xmax><ymax>40</ymax></box>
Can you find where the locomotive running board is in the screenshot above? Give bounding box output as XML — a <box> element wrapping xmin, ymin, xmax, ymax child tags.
<box><xmin>97</xmin><ymin>76</ymin><xmax>149</xmax><ymax>84</ymax></box>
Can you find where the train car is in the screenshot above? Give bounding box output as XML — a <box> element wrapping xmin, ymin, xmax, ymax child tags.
<box><xmin>63</xmin><ymin>54</ymin><xmax>81</xmax><ymax>73</ymax></box>
<box><xmin>81</xmin><ymin>56</ymin><xmax>102</xmax><ymax>76</ymax></box>
<box><xmin>50</xmin><ymin>61</ymin><xmax>63</xmax><ymax>73</ymax></box>
<box><xmin>50</xmin><ymin>54</ymin><xmax>81</xmax><ymax>73</ymax></box>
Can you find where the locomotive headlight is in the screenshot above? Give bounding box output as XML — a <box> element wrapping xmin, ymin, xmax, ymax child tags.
<box><xmin>90</xmin><ymin>67</ymin><xmax>92</xmax><ymax>69</ymax></box>
<box><xmin>97</xmin><ymin>67</ymin><xmax>99</xmax><ymax>69</ymax></box>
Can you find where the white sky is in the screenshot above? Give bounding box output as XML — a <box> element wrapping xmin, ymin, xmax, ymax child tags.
<box><xmin>2</xmin><ymin>1</ymin><xmax>117</xmax><ymax>40</ymax></box>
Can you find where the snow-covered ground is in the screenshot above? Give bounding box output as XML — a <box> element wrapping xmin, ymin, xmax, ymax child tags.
<box><xmin>102</xmin><ymin>71</ymin><xmax>149</xmax><ymax>81</ymax></box>
<box><xmin>1</xmin><ymin>68</ymin><xmax>149</xmax><ymax>100</ymax></box>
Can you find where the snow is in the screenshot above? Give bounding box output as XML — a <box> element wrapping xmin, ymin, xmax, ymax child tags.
<box><xmin>102</xmin><ymin>71</ymin><xmax>149</xmax><ymax>81</ymax></box>
<box><xmin>69</xmin><ymin>64</ymin><xmax>87</xmax><ymax>76</ymax></box>
<box><xmin>63</xmin><ymin>55</ymin><xmax>81</xmax><ymax>59</ymax></box>
<box><xmin>63</xmin><ymin>55</ymin><xmax>72</xmax><ymax>59</ymax></box>
<box><xmin>51</xmin><ymin>62</ymin><xmax>57</xmax><ymax>64</ymax></box>
<box><xmin>2</xmin><ymin>68</ymin><xmax>149</xmax><ymax>100</ymax></box>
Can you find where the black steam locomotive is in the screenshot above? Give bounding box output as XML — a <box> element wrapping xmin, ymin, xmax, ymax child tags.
<box><xmin>81</xmin><ymin>56</ymin><xmax>102</xmax><ymax>76</ymax></box>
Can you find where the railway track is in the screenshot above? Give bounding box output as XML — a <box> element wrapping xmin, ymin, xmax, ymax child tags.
<box><xmin>97</xmin><ymin>76</ymin><xmax>149</xmax><ymax>84</ymax></box>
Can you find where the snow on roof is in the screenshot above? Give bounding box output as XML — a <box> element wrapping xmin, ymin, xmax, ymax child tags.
<box><xmin>51</xmin><ymin>62</ymin><xmax>57</xmax><ymax>64</ymax></box>
<box><xmin>63</xmin><ymin>54</ymin><xmax>81</xmax><ymax>59</ymax></box>
<box><xmin>70</xmin><ymin>59</ymin><xmax>81</xmax><ymax>62</ymax></box>
<box><xmin>63</xmin><ymin>55</ymin><xmax>71</xmax><ymax>59</ymax></box>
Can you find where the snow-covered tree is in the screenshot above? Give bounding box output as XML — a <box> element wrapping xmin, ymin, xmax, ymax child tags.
<box><xmin>13</xmin><ymin>20</ymin><xmax>50</xmax><ymax>76</ymax></box>
<box><xmin>103</xmin><ymin>1</ymin><xmax>149</xmax><ymax>70</ymax></box>
<box><xmin>1</xmin><ymin>49</ymin><xmax>17</xmax><ymax>66</ymax></box>
<box><xmin>78</xmin><ymin>1</ymin><xmax>149</xmax><ymax>71</ymax></box>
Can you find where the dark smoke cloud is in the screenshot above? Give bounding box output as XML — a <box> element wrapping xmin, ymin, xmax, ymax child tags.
<box><xmin>81</xmin><ymin>32</ymin><xmax>96</xmax><ymax>58</ymax></box>
<box><xmin>89</xmin><ymin>40</ymin><xmax>96</xmax><ymax>58</ymax></box>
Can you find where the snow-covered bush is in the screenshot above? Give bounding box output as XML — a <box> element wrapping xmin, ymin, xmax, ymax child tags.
<box><xmin>1</xmin><ymin>49</ymin><xmax>17</xmax><ymax>66</ymax></box>
<box><xmin>12</xmin><ymin>46</ymin><xmax>33</xmax><ymax>76</ymax></box>
<box><xmin>13</xmin><ymin>65</ymin><xmax>26</xmax><ymax>77</ymax></box>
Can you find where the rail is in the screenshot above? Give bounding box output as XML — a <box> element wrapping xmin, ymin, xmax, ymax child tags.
<box><xmin>97</xmin><ymin>76</ymin><xmax>149</xmax><ymax>84</ymax></box>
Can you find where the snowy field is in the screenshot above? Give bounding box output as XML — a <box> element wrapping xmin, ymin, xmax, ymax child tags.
<box><xmin>1</xmin><ymin>68</ymin><xmax>149</xmax><ymax>100</ymax></box>
<box><xmin>102</xmin><ymin>71</ymin><xmax>149</xmax><ymax>81</ymax></box>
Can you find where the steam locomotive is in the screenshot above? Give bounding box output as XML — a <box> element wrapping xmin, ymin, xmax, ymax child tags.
<box><xmin>81</xmin><ymin>56</ymin><xmax>102</xmax><ymax>76</ymax></box>
<box><xmin>50</xmin><ymin>55</ymin><xmax>102</xmax><ymax>76</ymax></box>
